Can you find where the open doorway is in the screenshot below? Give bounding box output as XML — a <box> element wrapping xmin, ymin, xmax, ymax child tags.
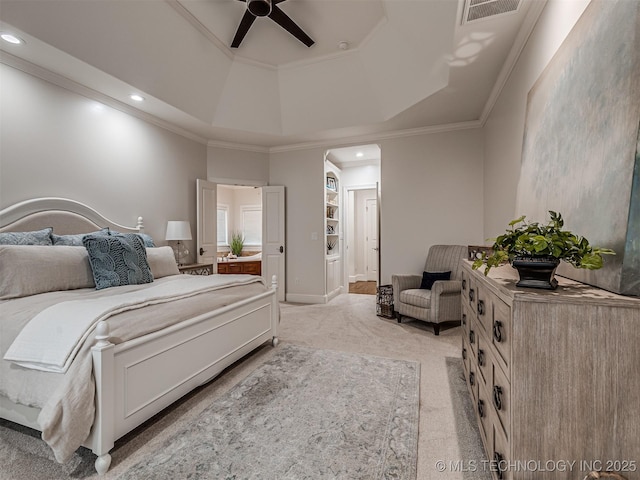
<box><xmin>216</xmin><ymin>185</ymin><xmax>263</xmax><ymax>261</ymax></box>
<box><xmin>325</xmin><ymin>144</ymin><xmax>381</xmax><ymax>296</ymax></box>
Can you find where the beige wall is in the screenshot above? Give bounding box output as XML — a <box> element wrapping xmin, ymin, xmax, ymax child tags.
<box><xmin>207</xmin><ymin>145</ymin><xmax>269</xmax><ymax>185</ymax></box>
<box><xmin>379</xmin><ymin>130</ymin><xmax>485</xmax><ymax>283</ymax></box>
<box><xmin>483</xmin><ymin>0</ymin><xmax>591</xmax><ymax>238</ymax></box>
<box><xmin>0</xmin><ymin>64</ymin><xmax>207</xmax><ymax>260</ymax></box>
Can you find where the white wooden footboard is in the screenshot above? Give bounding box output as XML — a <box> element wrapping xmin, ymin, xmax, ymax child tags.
<box><xmin>87</xmin><ymin>277</ymin><xmax>279</xmax><ymax>474</ymax></box>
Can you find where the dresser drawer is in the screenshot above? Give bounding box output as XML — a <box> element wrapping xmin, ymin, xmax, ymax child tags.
<box><xmin>491</xmin><ymin>296</ymin><xmax>511</xmax><ymax>374</ymax></box>
<box><xmin>491</xmin><ymin>416</ymin><xmax>511</xmax><ymax>480</ymax></box>
<box><xmin>476</xmin><ymin>332</ymin><xmax>490</xmax><ymax>389</ymax></box>
<box><xmin>476</xmin><ymin>382</ymin><xmax>491</xmax><ymax>447</ymax></box>
<box><xmin>475</xmin><ymin>282</ymin><xmax>493</xmax><ymax>334</ymax></box>
<box><xmin>491</xmin><ymin>356</ymin><xmax>510</xmax><ymax>439</ymax></box>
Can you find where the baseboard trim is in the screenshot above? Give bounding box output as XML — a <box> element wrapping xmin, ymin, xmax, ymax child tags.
<box><xmin>285</xmin><ymin>293</ymin><xmax>327</xmax><ymax>304</ymax></box>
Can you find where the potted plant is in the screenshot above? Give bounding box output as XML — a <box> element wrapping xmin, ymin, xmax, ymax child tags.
<box><xmin>472</xmin><ymin>211</ymin><xmax>615</xmax><ymax>289</ymax></box>
<box><xmin>230</xmin><ymin>231</ymin><xmax>244</xmax><ymax>258</ymax></box>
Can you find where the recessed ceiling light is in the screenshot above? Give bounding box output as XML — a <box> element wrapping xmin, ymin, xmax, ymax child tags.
<box><xmin>356</xmin><ymin>152</ymin><xmax>364</xmax><ymax>158</ymax></box>
<box><xmin>1</xmin><ymin>33</ymin><xmax>24</xmax><ymax>45</ymax></box>
<box><xmin>129</xmin><ymin>94</ymin><xmax>144</xmax><ymax>102</ymax></box>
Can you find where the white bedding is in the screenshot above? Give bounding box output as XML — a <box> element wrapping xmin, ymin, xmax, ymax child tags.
<box><xmin>0</xmin><ymin>274</ymin><xmax>269</xmax><ymax>463</ymax></box>
<box><xmin>4</xmin><ymin>274</ymin><xmax>263</xmax><ymax>373</ymax></box>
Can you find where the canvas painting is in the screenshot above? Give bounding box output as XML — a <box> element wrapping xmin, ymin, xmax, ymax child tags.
<box><xmin>516</xmin><ymin>0</ymin><xmax>640</xmax><ymax>295</ymax></box>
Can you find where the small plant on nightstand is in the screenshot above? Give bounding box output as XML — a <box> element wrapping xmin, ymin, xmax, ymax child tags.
<box><xmin>230</xmin><ymin>231</ymin><xmax>244</xmax><ymax>257</ymax></box>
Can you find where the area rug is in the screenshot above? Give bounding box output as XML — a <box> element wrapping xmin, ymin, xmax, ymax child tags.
<box><xmin>446</xmin><ymin>357</ymin><xmax>492</xmax><ymax>480</ymax></box>
<box><xmin>117</xmin><ymin>344</ymin><xmax>420</xmax><ymax>480</ymax></box>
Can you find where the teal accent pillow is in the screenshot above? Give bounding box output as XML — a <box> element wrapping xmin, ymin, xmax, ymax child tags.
<box><xmin>0</xmin><ymin>227</ymin><xmax>53</xmax><ymax>245</ymax></box>
<box><xmin>83</xmin><ymin>233</ymin><xmax>153</xmax><ymax>290</ymax></box>
<box><xmin>52</xmin><ymin>228</ymin><xmax>109</xmax><ymax>246</ymax></box>
<box><xmin>420</xmin><ymin>271</ymin><xmax>451</xmax><ymax>290</ymax></box>
<box><xmin>109</xmin><ymin>230</ymin><xmax>155</xmax><ymax>248</ymax></box>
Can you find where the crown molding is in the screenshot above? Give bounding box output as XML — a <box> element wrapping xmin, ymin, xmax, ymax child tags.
<box><xmin>207</xmin><ymin>139</ymin><xmax>270</xmax><ymax>153</ymax></box>
<box><xmin>267</xmin><ymin>120</ymin><xmax>482</xmax><ymax>154</ymax></box>
<box><xmin>479</xmin><ymin>0</ymin><xmax>548</xmax><ymax>125</ymax></box>
<box><xmin>0</xmin><ymin>52</ymin><xmax>209</xmax><ymax>145</ymax></box>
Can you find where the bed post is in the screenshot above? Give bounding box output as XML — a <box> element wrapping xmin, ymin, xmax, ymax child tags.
<box><xmin>136</xmin><ymin>216</ymin><xmax>144</xmax><ymax>233</ymax></box>
<box><xmin>90</xmin><ymin>321</ymin><xmax>115</xmax><ymax>475</ymax></box>
<box><xmin>271</xmin><ymin>275</ymin><xmax>279</xmax><ymax>347</ymax></box>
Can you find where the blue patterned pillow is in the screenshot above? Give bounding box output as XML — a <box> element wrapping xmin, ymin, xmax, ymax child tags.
<box><xmin>109</xmin><ymin>230</ymin><xmax>155</xmax><ymax>248</ymax></box>
<box><xmin>52</xmin><ymin>228</ymin><xmax>110</xmax><ymax>246</ymax></box>
<box><xmin>0</xmin><ymin>227</ymin><xmax>53</xmax><ymax>245</ymax></box>
<box><xmin>83</xmin><ymin>233</ymin><xmax>154</xmax><ymax>290</ymax></box>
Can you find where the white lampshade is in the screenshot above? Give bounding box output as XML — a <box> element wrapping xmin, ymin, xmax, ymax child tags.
<box><xmin>165</xmin><ymin>221</ymin><xmax>192</xmax><ymax>241</ymax></box>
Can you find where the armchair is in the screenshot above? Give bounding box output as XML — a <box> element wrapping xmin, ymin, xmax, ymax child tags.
<box><xmin>392</xmin><ymin>245</ymin><xmax>467</xmax><ymax>335</ymax></box>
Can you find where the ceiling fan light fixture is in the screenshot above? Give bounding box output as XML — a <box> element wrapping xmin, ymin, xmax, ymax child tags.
<box><xmin>247</xmin><ymin>0</ymin><xmax>271</xmax><ymax>17</ymax></box>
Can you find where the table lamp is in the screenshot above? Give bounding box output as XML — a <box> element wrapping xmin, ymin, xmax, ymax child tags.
<box><xmin>165</xmin><ymin>220</ymin><xmax>192</xmax><ymax>266</ymax></box>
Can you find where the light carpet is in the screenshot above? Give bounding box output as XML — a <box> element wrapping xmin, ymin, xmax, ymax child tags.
<box><xmin>1</xmin><ymin>293</ymin><xmax>488</xmax><ymax>479</ymax></box>
<box><xmin>118</xmin><ymin>344</ymin><xmax>420</xmax><ymax>479</ymax></box>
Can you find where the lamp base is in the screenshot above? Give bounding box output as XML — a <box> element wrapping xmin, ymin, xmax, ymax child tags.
<box><xmin>171</xmin><ymin>241</ymin><xmax>190</xmax><ymax>266</ymax></box>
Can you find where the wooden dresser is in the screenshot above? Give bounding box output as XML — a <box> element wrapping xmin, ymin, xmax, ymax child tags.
<box><xmin>461</xmin><ymin>261</ymin><xmax>640</xmax><ymax>480</ymax></box>
<box><xmin>216</xmin><ymin>260</ymin><xmax>261</xmax><ymax>276</ymax></box>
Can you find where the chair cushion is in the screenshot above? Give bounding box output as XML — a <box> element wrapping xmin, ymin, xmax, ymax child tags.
<box><xmin>400</xmin><ymin>288</ymin><xmax>431</xmax><ymax>309</ymax></box>
<box><xmin>420</xmin><ymin>270</ymin><xmax>451</xmax><ymax>289</ymax></box>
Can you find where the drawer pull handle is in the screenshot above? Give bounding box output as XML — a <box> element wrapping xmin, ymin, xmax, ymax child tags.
<box><xmin>477</xmin><ymin>300</ymin><xmax>485</xmax><ymax>315</ymax></box>
<box><xmin>469</xmin><ymin>330</ymin><xmax>475</xmax><ymax>344</ymax></box>
<box><xmin>494</xmin><ymin>452</ymin><xmax>505</xmax><ymax>480</ymax></box>
<box><xmin>477</xmin><ymin>399</ymin><xmax>485</xmax><ymax>418</ymax></box>
<box><xmin>469</xmin><ymin>371</ymin><xmax>475</xmax><ymax>386</ymax></box>
<box><xmin>469</xmin><ymin>288</ymin><xmax>475</xmax><ymax>302</ymax></box>
<box><xmin>462</xmin><ymin>313</ymin><xmax>466</xmax><ymax>326</ymax></box>
<box><xmin>462</xmin><ymin>347</ymin><xmax>467</xmax><ymax>360</ymax></box>
<box><xmin>493</xmin><ymin>385</ymin><xmax>503</xmax><ymax>410</ymax></box>
<box><xmin>462</xmin><ymin>279</ymin><xmax>466</xmax><ymax>290</ymax></box>
<box><xmin>477</xmin><ymin>349</ymin><xmax>485</xmax><ymax>366</ymax></box>
<box><xmin>493</xmin><ymin>320</ymin><xmax>503</xmax><ymax>343</ymax></box>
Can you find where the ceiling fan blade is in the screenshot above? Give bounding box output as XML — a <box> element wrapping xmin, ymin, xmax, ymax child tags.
<box><xmin>231</xmin><ymin>10</ymin><xmax>257</xmax><ymax>48</ymax></box>
<box><xmin>268</xmin><ymin>5</ymin><xmax>314</xmax><ymax>47</ymax></box>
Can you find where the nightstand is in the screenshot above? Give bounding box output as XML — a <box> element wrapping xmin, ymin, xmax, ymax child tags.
<box><xmin>178</xmin><ymin>263</ymin><xmax>214</xmax><ymax>275</ymax></box>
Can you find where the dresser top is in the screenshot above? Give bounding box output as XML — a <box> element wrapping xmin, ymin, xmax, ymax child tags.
<box><xmin>463</xmin><ymin>261</ymin><xmax>640</xmax><ymax>308</ymax></box>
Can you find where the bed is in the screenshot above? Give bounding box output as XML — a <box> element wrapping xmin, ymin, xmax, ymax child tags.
<box><xmin>0</xmin><ymin>197</ymin><xmax>279</xmax><ymax>475</ymax></box>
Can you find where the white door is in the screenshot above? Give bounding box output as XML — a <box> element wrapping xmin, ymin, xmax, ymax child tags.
<box><xmin>197</xmin><ymin>179</ymin><xmax>217</xmax><ymax>270</ymax></box>
<box><xmin>262</xmin><ymin>186</ymin><xmax>286</xmax><ymax>301</ymax></box>
<box><xmin>365</xmin><ymin>197</ymin><xmax>378</xmax><ymax>282</ymax></box>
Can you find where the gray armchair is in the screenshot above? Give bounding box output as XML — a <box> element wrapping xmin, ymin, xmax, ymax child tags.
<box><xmin>392</xmin><ymin>245</ymin><xmax>467</xmax><ymax>335</ymax></box>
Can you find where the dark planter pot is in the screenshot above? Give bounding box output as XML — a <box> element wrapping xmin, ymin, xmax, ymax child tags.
<box><xmin>511</xmin><ymin>256</ymin><xmax>561</xmax><ymax>290</ymax></box>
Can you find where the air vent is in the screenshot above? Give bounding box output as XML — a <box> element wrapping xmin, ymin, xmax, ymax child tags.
<box><xmin>462</xmin><ymin>0</ymin><xmax>521</xmax><ymax>24</ymax></box>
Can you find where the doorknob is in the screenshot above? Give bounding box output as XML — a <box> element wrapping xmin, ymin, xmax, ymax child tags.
<box><xmin>199</xmin><ymin>247</ymin><xmax>206</xmax><ymax>256</ymax></box>
<box><xmin>279</xmin><ymin>246</ymin><xmax>284</xmax><ymax>253</ymax></box>
<box><xmin>373</xmin><ymin>247</ymin><xmax>379</xmax><ymax>251</ymax></box>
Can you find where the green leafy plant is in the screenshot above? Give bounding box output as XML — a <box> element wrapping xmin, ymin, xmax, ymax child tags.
<box><xmin>472</xmin><ymin>211</ymin><xmax>615</xmax><ymax>275</ymax></box>
<box><xmin>230</xmin><ymin>231</ymin><xmax>244</xmax><ymax>256</ymax></box>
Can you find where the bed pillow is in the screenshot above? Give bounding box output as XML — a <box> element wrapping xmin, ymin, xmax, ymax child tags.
<box><xmin>83</xmin><ymin>233</ymin><xmax>154</xmax><ymax>290</ymax></box>
<box><xmin>108</xmin><ymin>230</ymin><xmax>156</xmax><ymax>248</ymax></box>
<box><xmin>420</xmin><ymin>271</ymin><xmax>451</xmax><ymax>290</ymax></box>
<box><xmin>0</xmin><ymin>245</ymin><xmax>95</xmax><ymax>299</ymax></box>
<box><xmin>147</xmin><ymin>246</ymin><xmax>180</xmax><ymax>278</ymax></box>
<box><xmin>52</xmin><ymin>228</ymin><xmax>110</xmax><ymax>246</ymax></box>
<box><xmin>0</xmin><ymin>227</ymin><xmax>53</xmax><ymax>246</ymax></box>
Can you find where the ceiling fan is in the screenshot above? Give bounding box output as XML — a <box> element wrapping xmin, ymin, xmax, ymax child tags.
<box><xmin>231</xmin><ymin>0</ymin><xmax>314</xmax><ymax>48</ymax></box>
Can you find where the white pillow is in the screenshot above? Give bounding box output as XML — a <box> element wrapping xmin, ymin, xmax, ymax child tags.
<box><xmin>0</xmin><ymin>245</ymin><xmax>95</xmax><ymax>300</ymax></box>
<box><xmin>146</xmin><ymin>246</ymin><xmax>180</xmax><ymax>279</ymax></box>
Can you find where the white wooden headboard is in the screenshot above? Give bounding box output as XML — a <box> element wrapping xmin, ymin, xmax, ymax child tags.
<box><xmin>0</xmin><ymin>197</ymin><xmax>144</xmax><ymax>234</ymax></box>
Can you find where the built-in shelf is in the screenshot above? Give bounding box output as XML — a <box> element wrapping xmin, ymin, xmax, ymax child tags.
<box><xmin>325</xmin><ymin>163</ymin><xmax>342</xmax><ymax>299</ymax></box>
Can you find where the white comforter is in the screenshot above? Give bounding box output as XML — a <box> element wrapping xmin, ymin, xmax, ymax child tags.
<box><xmin>4</xmin><ymin>275</ymin><xmax>262</xmax><ymax>373</ymax></box>
<box><xmin>0</xmin><ymin>274</ymin><xmax>268</xmax><ymax>463</ymax></box>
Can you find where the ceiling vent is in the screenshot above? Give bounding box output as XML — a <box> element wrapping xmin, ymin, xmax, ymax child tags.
<box><xmin>462</xmin><ymin>0</ymin><xmax>521</xmax><ymax>24</ymax></box>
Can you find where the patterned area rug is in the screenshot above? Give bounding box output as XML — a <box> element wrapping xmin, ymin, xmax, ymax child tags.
<box><xmin>117</xmin><ymin>344</ymin><xmax>420</xmax><ymax>480</ymax></box>
<box><xmin>446</xmin><ymin>357</ymin><xmax>491</xmax><ymax>480</ymax></box>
